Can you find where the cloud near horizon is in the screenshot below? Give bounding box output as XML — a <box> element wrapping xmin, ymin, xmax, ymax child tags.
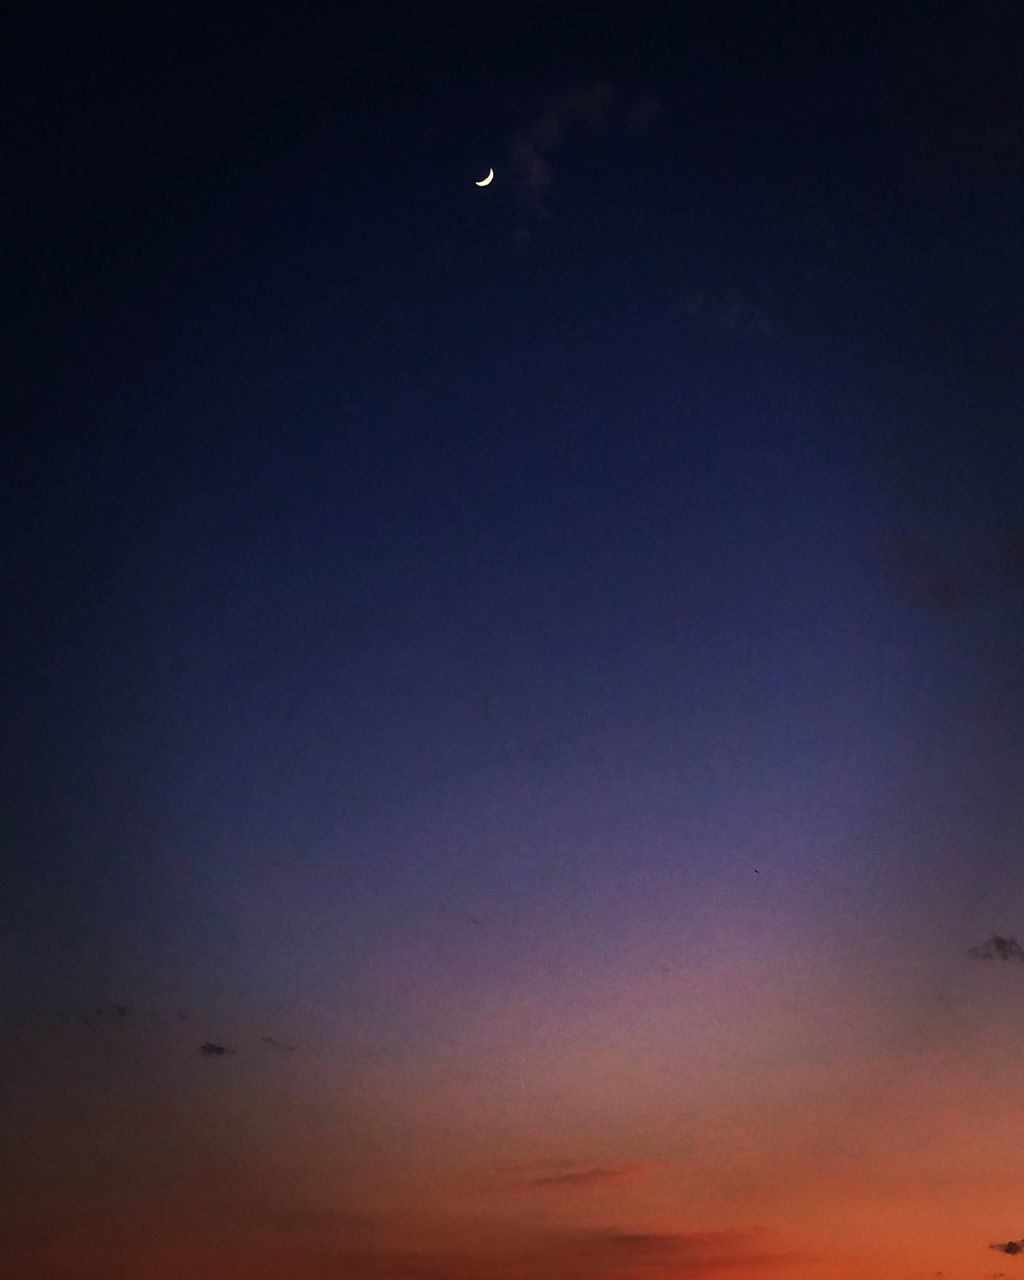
<box><xmin>325</xmin><ymin>1225</ymin><xmax>810</xmax><ymax>1280</ymax></box>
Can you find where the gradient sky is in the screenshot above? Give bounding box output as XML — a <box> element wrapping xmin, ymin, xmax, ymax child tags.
<box><xmin>6</xmin><ymin>4</ymin><xmax>1024</xmax><ymax>1278</ymax></box>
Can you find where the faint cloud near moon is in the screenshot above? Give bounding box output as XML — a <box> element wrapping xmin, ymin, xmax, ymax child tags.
<box><xmin>507</xmin><ymin>82</ymin><xmax>660</xmax><ymax>220</ymax></box>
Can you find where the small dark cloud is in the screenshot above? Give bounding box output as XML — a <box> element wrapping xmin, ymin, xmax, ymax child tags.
<box><xmin>991</xmin><ymin>1240</ymin><xmax>1024</xmax><ymax>1256</ymax></box>
<box><xmin>76</xmin><ymin>1000</ymin><xmax>301</xmax><ymax>1063</ymax></box>
<box><xmin>884</xmin><ymin>533</ymin><xmax>967</xmax><ymax>614</ymax></box>
<box><xmin>885</xmin><ymin>521</ymin><xmax>1024</xmax><ymax>615</ymax></box>
<box><xmin>923</xmin><ymin>570</ymin><xmax>963</xmax><ymax>611</ymax></box>
<box><xmin>199</xmin><ymin>1042</ymin><xmax>235</xmax><ymax>1057</ymax></box>
<box><xmin>84</xmin><ymin>1003</ymin><xmax>130</xmax><ymax>1027</ymax></box>
<box><xmin>258</xmin><ymin>1036</ymin><xmax>297</xmax><ymax>1051</ymax></box>
<box><xmin>969</xmin><ymin>935</ymin><xmax>1024</xmax><ymax>963</ymax></box>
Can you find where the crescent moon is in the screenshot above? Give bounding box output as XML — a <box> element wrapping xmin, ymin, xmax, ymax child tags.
<box><xmin>475</xmin><ymin>168</ymin><xmax>494</xmax><ymax>187</ymax></box>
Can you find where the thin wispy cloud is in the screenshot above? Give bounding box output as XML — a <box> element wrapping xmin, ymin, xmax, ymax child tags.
<box><xmin>86</xmin><ymin>1003</ymin><xmax>129</xmax><ymax>1020</ymax></box>
<box><xmin>680</xmin><ymin>291</ymin><xmax>775</xmax><ymax>338</ymax></box>
<box><xmin>74</xmin><ymin>1002</ymin><xmax>299</xmax><ymax>1061</ymax></box>
<box><xmin>508</xmin><ymin>82</ymin><xmax>659</xmax><ymax>218</ymax></box>
<box><xmin>258</xmin><ymin>1035</ymin><xmax>297</xmax><ymax>1051</ymax></box>
<box><xmin>511</xmin><ymin>1164</ymin><xmax>650</xmax><ymax>1193</ymax></box>
<box><xmin>82</xmin><ymin>1003</ymin><xmax>130</xmax><ymax>1028</ymax></box>
<box><xmin>485</xmin><ymin>1157</ymin><xmax>661</xmax><ymax>1196</ymax></box>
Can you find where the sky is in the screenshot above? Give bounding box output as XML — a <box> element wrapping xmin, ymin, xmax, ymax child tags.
<box><xmin>5</xmin><ymin>3</ymin><xmax>1024</xmax><ymax>1277</ymax></box>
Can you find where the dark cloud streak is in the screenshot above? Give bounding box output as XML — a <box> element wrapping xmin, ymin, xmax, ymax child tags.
<box><xmin>258</xmin><ymin>1035</ymin><xmax>297</xmax><ymax>1051</ymax></box>
<box><xmin>510</xmin><ymin>1165</ymin><xmax>648</xmax><ymax>1192</ymax></box>
<box><xmin>969</xmin><ymin>935</ymin><xmax>1024</xmax><ymax>963</ymax></box>
<box><xmin>199</xmin><ymin>1042</ymin><xmax>235</xmax><ymax>1057</ymax></box>
<box><xmin>325</xmin><ymin>1224</ymin><xmax>810</xmax><ymax>1280</ymax></box>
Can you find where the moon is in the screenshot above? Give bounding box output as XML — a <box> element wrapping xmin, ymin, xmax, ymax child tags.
<box><xmin>474</xmin><ymin>168</ymin><xmax>494</xmax><ymax>187</ymax></box>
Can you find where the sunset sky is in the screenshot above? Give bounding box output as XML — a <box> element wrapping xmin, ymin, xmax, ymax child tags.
<box><xmin>6</xmin><ymin>4</ymin><xmax>1024</xmax><ymax>1278</ymax></box>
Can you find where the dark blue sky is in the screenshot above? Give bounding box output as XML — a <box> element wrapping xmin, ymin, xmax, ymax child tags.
<box><xmin>9</xmin><ymin>2</ymin><xmax>1023</xmax><ymax>994</ymax></box>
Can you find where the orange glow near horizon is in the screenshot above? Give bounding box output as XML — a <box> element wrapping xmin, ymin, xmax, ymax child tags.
<box><xmin>10</xmin><ymin>937</ymin><xmax>1024</xmax><ymax>1279</ymax></box>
